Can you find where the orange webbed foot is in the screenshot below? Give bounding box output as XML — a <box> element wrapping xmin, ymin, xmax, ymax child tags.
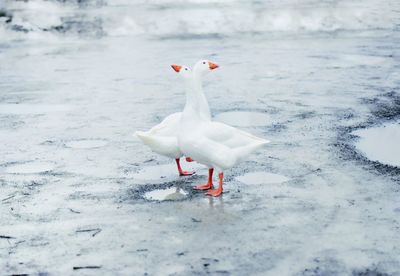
<box><xmin>176</xmin><ymin>158</ymin><xmax>195</xmax><ymax>176</ymax></box>
<box><xmin>186</xmin><ymin>157</ymin><xmax>194</xmax><ymax>162</ymax></box>
<box><xmin>205</xmin><ymin>188</ymin><xmax>223</xmax><ymax>197</ymax></box>
<box><xmin>194</xmin><ymin>182</ymin><xmax>213</xmax><ymax>190</ymax></box>
<box><xmin>194</xmin><ymin>168</ymin><xmax>214</xmax><ymax>190</ymax></box>
<box><xmin>206</xmin><ymin>172</ymin><xmax>223</xmax><ymax>197</ymax></box>
<box><xmin>180</xmin><ymin>171</ymin><xmax>195</xmax><ymax>176</ymax></box>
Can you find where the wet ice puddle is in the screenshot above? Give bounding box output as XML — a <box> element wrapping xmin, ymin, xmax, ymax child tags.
<box><xmin>353</xmin><ymin>122</ymin><xmax>400</xmax><ymax>167</ymax></box>
<box><xmin>65</xmin><ymin>139</ymin><xmax>108</xmax><ymax>149</ymax></box>
<box><xmin>4</xmin><ymin>162</ymin><xmax>55</xmax><ymax>174</ymax></box>
<box><xmin>236</xmin><ymin>171</ymin><xmax>290</xmax><ymax>185</ymax></box>
<box><xmin>214</xmin><ymin>111</ymin><xmax>270</xmax><ymax>127</ymax></box>
<box><xmin>143</xmin><ymin>187</ymin><xmax>188</xmax><ymax>201</ymax></box>
<box><xmin>0</xmin><ymin>104</ymin><xmax>71</xmax><ymax>114</ymax></box>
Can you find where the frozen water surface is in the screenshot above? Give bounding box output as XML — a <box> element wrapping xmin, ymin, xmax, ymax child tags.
<box><xmin>4</xmin><ymin>162</ymin><xmax>55</xmax><ymax>174</ymax></box>
<box><xmin>353</xmin><ymin>122</ymin><xmax>400</xmax><ymax>167</ymax></box>
<box><xmin>129</xmin><ymin>162</ymin><xmax>206</xmax><ymax>184</ymax></box>
<box><xmin>0</xmin><ymin>104</ymin><xmax>71</xmax><ymax>114</ymax></box>
<box><xmin>129</xmin><ymin>163</ymin><xmax>179</xmax><ymax>182</ymax></box>
<box><xmin>143</xmin><ymin>187</ymin><xmax>188</xmax><ymax>201</ymax></box>
<box><xmin>236</xmin><ymin>171</ymin><xmax>290</xmax><ymax>185</ymax></box>
<box><xmin>0</xmin><ymin>0</ymin><xmax>400</xmax><ymax>275</ymax></box>
<box><xmin>65</xmin><ymin>139</ymin><xmax>108</xmax><ymax>149</ymax></box>
<box><xmin>214</xmin><ymin>111</ymin><xmax>270</xmax><ymax>127</ymax></box>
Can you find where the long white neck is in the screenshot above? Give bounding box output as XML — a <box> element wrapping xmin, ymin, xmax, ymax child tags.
<box><xmin>181</xmin><ymin>74</ymin><xmax>211</xmax><ymax>130</ymax></box>
<box><xmin>181</xmin><ymin>71</ymin><xmax>211</xmax><ymax>125</ymax></box>
<box><xmin>192</xmin><ymin>71</ymin><xmax>211</xmax><ymax>121</ymax></box>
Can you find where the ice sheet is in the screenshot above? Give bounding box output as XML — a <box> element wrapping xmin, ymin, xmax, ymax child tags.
<box><xmin>236</xmin><ymin>171</ymin><xmax>289</xmax><ymax>185</ymax></box>
<box><xmin>0</xmin><ymin>0</ymin><xmax>400</xmax><ymax>275</ymax></box>
<box><xmin>353</xmin><ymin>123</ymin><xmax>400</xmax><ymax>167</ymax></box>
<box><xmin>4</xmin><ymin>162</ymin><xmax>55</xmax><ymax>174</ymax></box>
<box><xmin>214</xmin><ymin>111</ymin><xmax>270</xmax><ymax>127</ymax></box>
<box><xmin>143</xmin><ymin>187</ymin><xmax>188</xmax><ymax>201</ymax></box>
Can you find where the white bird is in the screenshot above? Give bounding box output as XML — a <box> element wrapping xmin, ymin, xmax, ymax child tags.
<box><xmin>135</xmin><ymin>60</ymin><xmax>219</xmax><ymax>176</ymax></box>
<box><xmin>174</xmin><ymin>63</ymin><xmax>270</xmax><ymax>196</ymax></box>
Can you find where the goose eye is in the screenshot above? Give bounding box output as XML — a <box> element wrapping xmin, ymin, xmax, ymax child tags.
<box><xmin>185</xmin><ymin>68</ymin><xmax>188</xmax><ymax>71</ymax></box>
<box><xmin>203</xmin><ymin>62</ymin><xmax>206</xmax><ymax>64</ymax></box>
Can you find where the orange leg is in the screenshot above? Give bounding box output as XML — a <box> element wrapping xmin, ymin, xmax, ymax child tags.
<box><xmin>176</xmin><ymin>158</ymin><xmax>194</xmax><ymax>176</ymax></box>
<box><xmin>206</xmin><ymin>172</ymin><xmax>223</xmax><ymax>197</ymax></box>
<box><xmin>194</xmin><ymin>168</ymin><xmax>214</xmax><ymax>190</ymax></box>
<box><xmin>185</xmin><ymin>157</ymin><xmax>194</xmax><ymax>162</ymax></box>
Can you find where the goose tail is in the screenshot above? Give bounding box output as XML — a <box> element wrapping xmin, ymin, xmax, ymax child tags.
<box><xmin>135</xmin><ymin>130</ymin><xmax>150</xmax><ymax>142</ymax></box>
<box><xmin>134</xmin><ymin>131</ymin><xmax>178</xmax><ymax>157</ymax></box>
<box><xmin>135</xmin><ymin>131</ymin><xmax>160</xmax><ymax>147</ymax></box>
<box><xmin>234</xmin><ymin>139</ymin><xmax>270</xmax><ymax>162</ymax></box>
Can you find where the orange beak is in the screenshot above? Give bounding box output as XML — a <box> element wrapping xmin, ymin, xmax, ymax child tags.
<box><xmin>171</xmin><ymin>64</ymin><xmax>182</xmax><ymax>72</ymax></box>
<box><xmin>208</xmin><ymin>61</ymin><xmax>219</xmax><ymax>70</ymax></box>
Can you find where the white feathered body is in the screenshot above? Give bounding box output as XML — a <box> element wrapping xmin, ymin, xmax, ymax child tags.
<box><xmin>178</xmin><ymin>103</ymin><xmax>270</xmax><ymax>171</ymax></box>
<box><xmin>135</xmin><ymin>112</ymin><xmax>183</xmax><ymax>159</ymax></box>
<box><xmin>135</xmin><ymin>71</ymin><xmax>212</xmax><ymax>160</ymax></box>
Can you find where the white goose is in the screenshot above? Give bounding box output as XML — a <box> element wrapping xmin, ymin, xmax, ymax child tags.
<box><xmin>135</xmin><ymin>60</ymin><xmax>219</xmax><ymax>176</ymax></box>
<box><xmin>174</xmin><ymin>64</ymin><xmax>270</xmax><ymax>196</ymax></box>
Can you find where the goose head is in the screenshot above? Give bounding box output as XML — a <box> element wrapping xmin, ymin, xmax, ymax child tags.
<box><xmin>171</xmin><ymin>64</ymin><xmax>192</xmax><ymax>80</ymax></box>
<box><xmin>193</xmin><ymin>59</ymin><xmax>219</xmax><ymax>76</ymax></box>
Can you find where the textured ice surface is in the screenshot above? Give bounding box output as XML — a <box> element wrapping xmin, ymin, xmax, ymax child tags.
<box><xmin>0</xmin><ymin>0</ymin><xmax>400</xmax><ymax>275</ymax></box>
<box><xmin>236</xmin><ymin>171</ymin><xmax>289</xmax><ymax>185</ymax></box>
<box><xmin>0</xmin><ymin>104</ymin><xmax>71</xmax><ymax>114</ymax></box>
<box><xmin>353</xmin><ymin>123</ymin><xmax>400</xmax><ymax>167</ymax></box>
<box><xmin>65</xmin><ymin>139</ymin><xmax>108</xmax><ymax>149</ymax></box>
<box><xmin>143</xmin><ymin>187</ymin><xmax>188</xmax><ymax>201</ymax></box>
<box><xmin>214</xmin><ymin>111</ymin><xmax>270</xmax><ymax>127</ymax></box>
<box><xmin>129</xmin><ymin>162</ymin><xmax>206</xmax><ymax>184</ymax></box>
<box><xmin>4</xmin><ymin>162</ymin><xmax>55</xmax><ymax>174</ymax></box>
